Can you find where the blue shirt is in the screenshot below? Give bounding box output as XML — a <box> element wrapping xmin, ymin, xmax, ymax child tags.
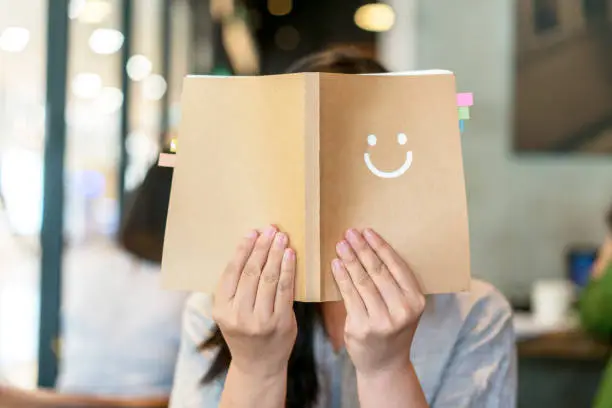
<box><xmin>170</xmin><ymin>279</ymin><xmax>517</xmax><ymax>407</ymax></box>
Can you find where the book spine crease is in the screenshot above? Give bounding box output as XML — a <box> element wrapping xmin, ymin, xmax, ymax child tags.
<box><xmin>304</xmin><ymin>74</ymin><xmax>321</xmax><ymax>301</ymax></box>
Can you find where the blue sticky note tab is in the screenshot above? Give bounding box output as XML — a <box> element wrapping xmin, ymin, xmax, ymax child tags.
<box><xmin>459</xmin><ymin>120</ymin><xmax>465</xmax><ymax>133</ymax></box>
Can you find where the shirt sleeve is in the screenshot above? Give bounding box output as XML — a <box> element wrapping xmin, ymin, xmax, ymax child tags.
<box><xmin>580</xmin><ymin>262</ymin><xmax>612</xmax><ymax>339</ymax></box>
<box><xmin>431</xmin><ymin>286</ymin><xmax>517</xmax><ymax>408</ymax></box>
<box><xmin>169</xmin><ymin>293</ymin><xmax>225</xmax><ymax>408</ymax></box>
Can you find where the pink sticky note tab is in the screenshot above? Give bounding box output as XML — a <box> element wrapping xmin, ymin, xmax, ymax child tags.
<box><xmin>158</xmin><ymin>153</ymin><xmax>176</xmax><ymax>168</ymax></box>
<box><xmin>457</xmin><ymin>93</ymin><xmax>474</xmax><ymax>107</ymax></box>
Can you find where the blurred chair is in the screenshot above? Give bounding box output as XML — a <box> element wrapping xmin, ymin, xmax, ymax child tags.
<box><xmin>0</xmin><ymin>386</ymin><xmax>168</xmax><ymax>408</ymax></box>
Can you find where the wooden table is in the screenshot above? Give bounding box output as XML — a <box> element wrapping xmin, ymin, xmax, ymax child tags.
<box><xmin>518</xmin><ymin>329</ymin><xmax>612</xmax><ymax>360</ymax></box>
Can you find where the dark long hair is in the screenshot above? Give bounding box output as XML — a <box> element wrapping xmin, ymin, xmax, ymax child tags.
<box><xmin>200</xmin><ymin>47</ymin><xmax>388</xmax><ymax>408</ymax></box>
<box><xmin>119</xmin><ymin>149</ymin><xmax>174</xmax><ymax>264</ymax></box>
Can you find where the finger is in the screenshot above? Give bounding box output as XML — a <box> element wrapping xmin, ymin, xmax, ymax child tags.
<box><xmin>216</xmin><ymin>230</ymin><xmax>259</xmax><ymax>302</ymax></box>
<box><xmin>331</xmin><ymin>259</ymin><xmax>367</xmax><ymax>320</ymax></box>
<box><xmin>336</xmin><ymin>240</ymin><xmax>387</xmax><ymax>317</ymax></box>
<box><xmin>274</xmin><ymin>248</ymin><xmax>297</xmax><ymax>316</ymax></box>
<box><xmin>235</xmin><ymin>225</ymin><xmax>277</xmax><ymax>309</ymax></box>
<box><xmin>345</xmin><ymin>229</ymin><xmax>405</xmax><ymax>311</ymax></box>
<box><xmin>363</xmin><ymin>228</ymin><xmax>422</xmax><ymax>296</ymax></box>
<box><xmin>254</xmin><ymin>232</ymin><xmax>288</xmax><ymax>316</ymax></box>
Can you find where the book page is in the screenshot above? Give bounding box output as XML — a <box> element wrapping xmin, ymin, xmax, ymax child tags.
<box><xmin>319</xmin><ymin>72</ymin><xmax>470</xmax><ymax>297</ymax></box>
<box><xmin>161</xmin><ymin>75</ymin><xmax>309</xmax><ymax>298</ymax></box>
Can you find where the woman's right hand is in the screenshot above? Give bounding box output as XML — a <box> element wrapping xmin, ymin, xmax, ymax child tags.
<box><xmin>212</xmin><ymin>225</ymin><xmax>297</xmax><ymax>378</ymax></box>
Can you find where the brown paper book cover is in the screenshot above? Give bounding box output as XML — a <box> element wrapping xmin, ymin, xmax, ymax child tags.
<box><xmin>161</xmin><ymin>71</ymin><xmax>471</xmax><ymax>302</ymax></box>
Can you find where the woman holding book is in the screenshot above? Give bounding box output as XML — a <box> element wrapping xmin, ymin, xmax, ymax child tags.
<box><xmin>169</xmin><ymin>49</ymin><xmax>516</xmax><ymax>408</ymax></box>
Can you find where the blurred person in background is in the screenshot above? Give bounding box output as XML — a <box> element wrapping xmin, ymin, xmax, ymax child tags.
<box><xmin>580</xmin><ymin>204</ymin><xmax>612</xmax><ymax>408</ymax></box>
<box><xmin>169</xmin><ymin>49</ymin><xmax>516</xmax><ymax>408</ymax></box>
<box><xmin>57</xmin><ymin>162</ymin><xmax>187</xmax><ymax>397</ymax></box>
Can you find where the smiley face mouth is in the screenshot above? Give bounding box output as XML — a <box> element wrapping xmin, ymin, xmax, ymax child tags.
<box><xmin>363</xmin><ymin>151</ymin><xmax>413</xmax><ymax>179</ymax></box>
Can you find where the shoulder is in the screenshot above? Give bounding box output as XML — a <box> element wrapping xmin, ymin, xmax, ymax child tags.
<box><xmin>414</xmin><ymin>282</ymin><xmax>517</xmax><ymax>405</ymax></box>
<box><xmin>432</xmin><ymin>279</ymin><xmax>512</xmax><ymax>323</ymax></box>
<box><xmin>454</xmin><ymin>280</ymin><xmax>514</xmax><ymax>347</ymax></box>
<box><xmin>184</xmin><ymin>292</ymin><xmax>214</xmax><ymax>316</ymax></box>
<box><xmin>181</xmin><ymin>293</ymin><xmax>217</xmax><ymax>344</ymax></box>
<box><xmin>170</xmin><ymin>294</ymin><xmax>225</xmax><ymax>407</ymax></box>
<box><xmin>415</xmin><ymin>279</ymin><xmax>514</xmax><ymax>352</ymax></box>
<box><xmin>452</xmin><ymin>279</ymin><xmax>513</xmax><ymax>322</ymax></box>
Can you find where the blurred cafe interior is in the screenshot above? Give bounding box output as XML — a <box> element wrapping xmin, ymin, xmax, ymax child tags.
<box><xmin>1</xmin><ymin>0</ymin><xmax>612</xmax><ymax>407</ymax></box>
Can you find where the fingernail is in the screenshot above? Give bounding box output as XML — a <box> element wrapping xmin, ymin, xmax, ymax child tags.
<box><xmin>284</xmin><ymin>248</ymin><xmax>295</xmax><ymax>261</ymax></box>
<box><xmin>336</xmin><ymin>241</ymin><xmax>351</xmax><ymax>257</ymax></box>
<box><xmin>346</xmin><ymin>228</ymin><xmax>360</xmax><ymax>241</ymax></box>
<box><xmin>264</xmin><ymin>225</ymin><xmax>277</xmax><ymax>238</ymax></box>
<box><xmin>363</xmin><ymin>228</ymin><xmax>376</xmax><ymax>240</ymax></box>
<box><xmin>331</xmin><ymin>259</ymin><xmax>348</xmax><ymax>281</ymax></box>
<box><xmin>245</xmin><ymin>230</ymin><xmax>259</xmax><ymax>239</ymax></box>
<box><xmin>274</xmin><ymin>232</ymin><xmax>287</xmax><ymax>248</ymax></box>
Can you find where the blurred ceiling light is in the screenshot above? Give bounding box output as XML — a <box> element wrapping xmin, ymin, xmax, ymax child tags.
<box><xmin>222</xmin><ymin>19</ymin><xmax>260</xmax><ymax>74</ymax></box>
<box><xmin>354</xmin><ymin>3</ymin><xmax>395</xmax><ymax>32</ymax></box>
<box><xmin>125</xmin><ymin>130</ymin><xmax>159</xmax><ymax>190</ymax></box>
<box><xmin>126</xmin><ymin>130</ymin><xmax>157</xmax><ymax>160</ymax></box>
<box><xmin>0</xmin><ymin>148</ymin><xmax>43</xmax><ymax>235</ymax></box>
<box><xmin>89</xmin><ymin>28</ymin><xmax>124</xmax><ymax>54</ymax></box>
<box><xmin>71</xmin><ymin>73</ymin><xmax>102</xmax><ymax>99</ymax></box>
<box><xmin>142</xmin><ymin>74</ymin><xmax>167</xmax><ymax>101</ymax></box>
<box><xmin>95</xmin><ymin>87</ymin><xmax>124</xmax><ymax>114</ymax></box>
<box><xmin>69</xmin><ymin>0</ymin><xmax>86</xmax><ymax>19</ymax></box>
<box><xmin>275</xmin><ymin>25</ymin><xmax>300</xmax><ymax>51</ymax></box>
<box><xmin>268</xmin><ymin>0</ymin><xmax>292</xmax><ymax>16</ymax></box>
<box><xmin>0</xmin><ymin>27</ymin><xmax>30</xmax><ymax>53</ymax></box>
<box><xmin>127</xmin><ymin>54</ymin><xmax>152</xmax><ymax>81</ymax></box>
<box><xmin>78</xmin><ymin>0</ymin><xmax>112</xmax><ymax>24</ymax></box>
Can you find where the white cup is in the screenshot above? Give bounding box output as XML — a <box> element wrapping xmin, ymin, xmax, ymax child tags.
<box><xmin>531</xmin><ymin>279</ymin><xmax>574</xmax><ymax>326</ymax></box>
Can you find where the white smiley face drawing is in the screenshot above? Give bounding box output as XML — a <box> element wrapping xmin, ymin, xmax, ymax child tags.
<box><xmin>363</xmin><ymin>132</ymin><xmax>413</xmax><ymax>179</ymax></box>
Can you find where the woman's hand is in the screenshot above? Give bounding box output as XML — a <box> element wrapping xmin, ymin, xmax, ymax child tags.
<box><xmin>332</xmin><ymin>228</ymin><xmax>426</xmax><ymax>376</ymax></box>
<box><xmin>333</xmin><ymin>228</ymin><xmax>428</xmax><ymax>407</ymax></box>
<box><xmin>212</xmin><ymin>226</ymin><xmax>297</xmax><ymax>379</ymax></box>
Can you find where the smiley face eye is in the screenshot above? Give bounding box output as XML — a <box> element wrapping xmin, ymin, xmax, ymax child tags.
<box><xmin>397</xmin><ymin>133</ymin><xmax>407</xmax><ymax>145</ymax></box>
<box><xmin>367</xmin><ymin>134</ymin><xmax>377</xmax><ymax>146</ymax></box>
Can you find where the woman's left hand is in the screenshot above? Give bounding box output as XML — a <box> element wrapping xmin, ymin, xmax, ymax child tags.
<box><xmin>332</xmin><ymin>228</ymin><xmax>426</xmax><ymax>377</ymax></box>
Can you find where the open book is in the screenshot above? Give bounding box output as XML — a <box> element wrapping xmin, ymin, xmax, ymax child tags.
<box><xmin>160</xmin><ymin>71</ymin><xmax>473</xmax><ymax>302</ymax></box>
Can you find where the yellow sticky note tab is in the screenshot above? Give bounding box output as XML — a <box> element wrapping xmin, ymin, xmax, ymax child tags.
<box><xmin>458</xmin><ymin>106</ymin><xmax>470</xmax><ymax>120</ymax></box>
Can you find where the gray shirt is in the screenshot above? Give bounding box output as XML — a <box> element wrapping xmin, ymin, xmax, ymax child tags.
<box><xmin>170</xmin><ymin>279</ymin><xmax>516</xmax><ymax>407</ymax></box>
